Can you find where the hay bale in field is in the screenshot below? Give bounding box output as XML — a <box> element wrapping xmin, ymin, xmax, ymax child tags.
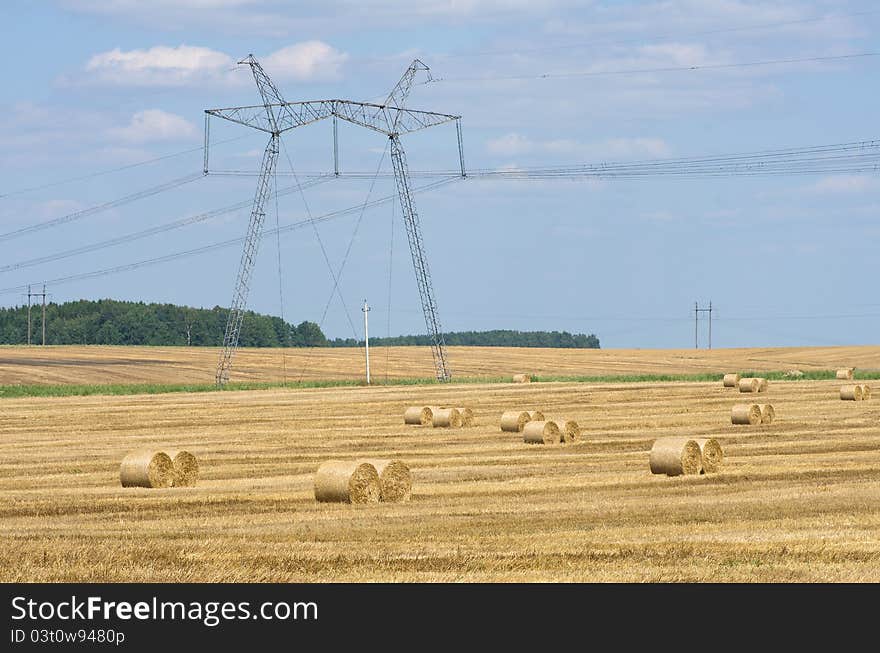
<box><xmin>649</xmin><ymin>438</ymin><xmax>702</xmax><ymax>477</ymax></box>
<box><xmin>695</xmin><ymin>438</ymin><xmax>723</xmax><ymax>474</ymax></box>
<box><xmin>500</xmin><ymin>410</ymin><xmax>531</xmax><ymax>432</ymax></box>
<box><xmin>836</xmin><ymin>368</ymin><xmax>854</xmax><ymax>380</ymax></box>
<box><xmin>722</xmin><ymin>373</ymin><xmax>740</xmax><ymax>388</ymax></box>
<box><xmin>756</xmin><ymin>378</ymin><xmax>768</xmax><ymax>392</ymax></box>
<box><xmin>549</xmin><ymin>419</ymin><xmax>580</xmax><ymax>443</ymax></box>
<box><xmin>527</xmin><ymin>410</ymin><xmax>545</xmax><ymax>421</ymax></box>
<box><xmin>523</xmin><ymin>420</ymin><xmax>561</xmax><ymax>444</ymax></box>
<box><xmin>758</xmin><ymin>404</ymin><xmax>775</xmax><ymax>425</ymax></box>
<box><xmin>432</xmin><ymin>407</ymin><xmax>462</xmax><ymax>428</ymax></box>
<box><xmin>731</xmin><ymin>403</ymin><xmax>761</xmax><ymax>425</ymax></box>
<box><xmin>512</xmin><ymin>373</ymin><xmax>531</xmax><ymax>383</ymax></box>
<box><xmin>456</xmin><ymin>407</ymin><xmax>475</xmax><ymax>427</ymax></box>
<box><xmin>738</xmin><ymin>377</ymin><xmax>760</xmax><ymax>393</ymax></box>
<box><xmin>314</xmin><ymin>461</ymin><xmax>381</xmax><ymax>504</ymax></box>
<box><xmin>119</xmin><ymin>450</ymin><xmax>174</xmax><ymax>488</ymax></box>
<box><xmin>840</xmin><ymin>384</ymin><xmax>863</xmax><ymax>401</ymax></box>
<box><xmin>860</xmin><ymin>384</ymin><xmax>871</xmax><ymax>400</ymax></box>
<box><xmin>165</xmin><ymin>449</ymin><xmax>199</xmax><ymax>487</ymax></box>
<box><xmin>360</xmin><ymin>459</ymin><xmax>412</xmax><ymax>503</ymax></box>
<box><xmin>404</xmin><ymin>406</ymin><xmax>432</xmax><ymax>425</ymax></box>
<box><xmin>784</xmin><ymin>369</ymin><xmax>804</xmax><ymax>378</ymax></box>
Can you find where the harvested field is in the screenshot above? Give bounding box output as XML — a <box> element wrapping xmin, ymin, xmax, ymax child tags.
<box><xmin>1</xmin><ymin>349</ymin><xmax>879</xmax><ymax>582</ymax></box>
<box><xmin>1</xmin><ymin>344</ymin><xmax>880</xmax><ymax>385</ymax></box>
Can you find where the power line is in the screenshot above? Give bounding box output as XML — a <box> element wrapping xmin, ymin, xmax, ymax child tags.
<box><xmin>0</xmin><ymin>134</ymin><xmax>249</xmax><ymax>200</ymax></box>
<box><xmin>0</xmin><ymin>177</ymin><xmax>459</xmax><ymax>297</ymax></box>
<box><xmin>424</xmin><ymin>51</ymin><xmax>880</xmax><ymax>84</ymax></box>
<box><xmin>0</xmin><ymin>175</ymin><xmax>333</xmax><ymax>275</ymax></box>
<box><xmin>0</xmin><ymin>172</ymin><xmax>206</xmax><ymax>243</ymax></box>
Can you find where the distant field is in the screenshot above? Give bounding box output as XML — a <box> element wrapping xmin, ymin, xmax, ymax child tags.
<box><xmin>1</xmin><ymin>343</ymin><xmax>880</xmax><ymax>386</ymax></box>
<box><xmin>1</xmin><ymin>345</ymin><xmax>879</xmax><ymax>582</ymax></box>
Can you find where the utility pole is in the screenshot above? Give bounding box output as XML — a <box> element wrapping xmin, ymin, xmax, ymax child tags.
<box><xmin>362</xmin><ymin>299</ymin><xmax>371</xmax><ymax>385</ymax></box>
<box><xmin>694</xmin><ymin>301</ymin><xmax>713</xmax><ymax>349</ymax></box>
<box><xmin>41</xmin><ymin>284</ymin><xmax>46</xmax><ymax>346</ymax></box>
<box><xmin>26</xmin><ymin>285</ymin><xmax>32</xmax><ymax>346</ymax></box>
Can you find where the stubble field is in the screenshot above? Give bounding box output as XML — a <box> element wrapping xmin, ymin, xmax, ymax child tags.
<box><xmin>1</xmin><ymin>344</ymin><xmax>879</xmax><ymax>582</ymax></box>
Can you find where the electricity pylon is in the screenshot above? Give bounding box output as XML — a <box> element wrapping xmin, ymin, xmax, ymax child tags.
<box><xmin>206</xmin><ymin>55</ymin><xmax>463</xmax><ymax>384</ymax></box>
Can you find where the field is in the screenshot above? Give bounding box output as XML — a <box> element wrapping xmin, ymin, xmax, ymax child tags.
<box><xmin>1</xmin><ymin>344</ymin><xmax>879</xmax><ymax>582</ymax></box>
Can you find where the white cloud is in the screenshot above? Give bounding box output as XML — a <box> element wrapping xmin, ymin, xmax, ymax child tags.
<box><xmin>108</xmin><ymin>109</ymin><xmax>198</xmax><ymax>144</ymax></box>
<box><xmin>486</xmin><ymin>133</ymin><xmax>671</xmax><ymax>159</ymax></box>
<box><xmin>810</xmin><ymin>175</ymin><xmax>878</xmax><ymax>194</ymax></box>
<box><xmin>80</xmin><ymin>41</ymin><xmax>348</xmax><ymax>86</ymax></box>
<box><xmin>262</xmin><ymin>41</ymin><xmax>349</xmax><ymax>81</ymax></box>
<box><xmin>85</xmin><ymin>45</ymin><xmax>235</xmax><ymax>86</ymax></box>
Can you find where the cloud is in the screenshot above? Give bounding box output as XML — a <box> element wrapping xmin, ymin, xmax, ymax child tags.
<box><xmin>261</xmin><ymin>41</ymin><xmax>349</xmax><ymax>81</ymax></box>
<box><xmin>810</xmin><ymin>175</ymin><xmax>878</xmax><ymax>194</ymax></box>
<box><xmin>486</xmin><ymin>133</ymin><xmax>671</xmax><ymax>159</ymax></box>
<box><xmin>108</xmin><ymin>109</ymin><xmax>198</xmax><ymax>144</ymax></box>
<box><xmin>79</xmin><ymin>41</ymin><xmax>348</xmax><ymax>86</ymax></box>
<box><xmin>85</xmin><ymin>45</ymin><xmax>235</xmax><ymax>86</ymax></box>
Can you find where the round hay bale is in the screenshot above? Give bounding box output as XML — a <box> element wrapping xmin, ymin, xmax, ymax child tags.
<box><xmin>695</xmin><ymin>438</ymin><xmax>724</xmax><ymax>474</ymax></box>
<box><xmin>165</xmin><ymin>449</ymin><xmax>199</xmax><ymax>487</ymax></box>
<box><xmin>404</xmin><ymin>406</ymin><xmax>432</xmax><ymax>425</ymax></box>
<box><xmin>432</xmin><ymin>407</ymin><xmax>462</xmax><ymax>428</ymax></box>
<box><xmin>523</xmin><ymin>420</ymin><xmax>560</xmax><ymax>445</ymax></box>
<box><xmin>456</xmin><ymin>407</ymin><xmax>475</xmax><ymax>427</ymax></box>
<box><xmin>860</xmin><ymin>384</ymin><xmax>871</xmax><ymax>400</ymax></box>
<box><xmin>500</xmin><ymin>410</ymin><xmax>531</xmax><ymax>432</ymax></box>
<box><xmin>731</xmin><ymin>403</ymin><xmax>761</xmax><ymax>425</ymax></box>
<box><xmin>756</xmin><ymin>378</ymin><xmax>769</xmax><ymax>392</ymax></box>
<box><xmin>722</xmin><ymin>373</ymin><xmax>741</xmax><ymax>388</ymax></box>
<box><xmin>738</xmin><ymin>378</ymin><xmax>759</xmax><ymax>393</ymax></box>
<box><xmin>840</xmin><ymin>385</ymin><xmax>863</xmax><ymax>401</ymax></box>
<box><xmin>120</xmin><ymin>450</ymin><xmax>174</xmax><ymax>489</ymax></box>
<box><xmin>527</xmin><ymin>410</ymin><xmax>545</xmax><ymax>421</ymax></box>
<box><xmin>361</xmin><ymin>459</ymin><xmax>412</xmax><ymax>503</ymax></box>
<box><xmin>649</xmin><ymin>438</ymin><xmax>702</xmax><ymax>477</ymax></box>
<box><xmin>758</xmin><ymin>404</ymin><xmax>775</xmax><ymax>425</ymax></box>
<box><xmin>549</xmin><ymin>419</ymin><xmax>580</xmax><ymax>443</ymax></box>
<box><xmin>836</xmin><ymin>368</ymin><xmax>854</xmax><ymax>380</ymax></box>
<box><xmin>512</xmin><ymin>373</ymin><xmax>531</xmax><ymax>383</ymax></box>
<box><xmin>314</xmin><ymin>461</ymin><xmax>380</xmax><ymax>504</ymax></box>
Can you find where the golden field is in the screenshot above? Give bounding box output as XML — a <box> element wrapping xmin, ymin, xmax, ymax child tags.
<box><xmin>0</xmin><ymin>345</ymin><xmax>879</xmax><ymax>582</ymax></box>
<box><xmin>1</xmin><ymin>343</ymin><xmax>880</xmax><ymax>384</ymax></box>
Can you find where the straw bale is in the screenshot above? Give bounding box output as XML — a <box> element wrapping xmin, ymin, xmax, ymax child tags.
<box><xmin>512</xmin><ymin>374</ymin><xmax>531</xmax><ymax>383</ymax></box>
<box><xmin>840</xmin><ymin>385</ymin><xmax>863</xmax><ymax>401</ymax></box>
<box><xmin>500</xmin><ymin>410</ymin><xmax>531</xmax><ymax>432</ymax></box>
<box><xmin>165</xmin><ymin>449</ymin><xmax>199</xmax><ymax>487</ymax></box>
<box><xmin>836</xmin><ymin>368</ymin><xmax>854</xmax><ymax>380</ymax></box>
<box><xmin>432</xmin><ymin>407</ymin><xmax>462</xmax><ymax>428</ymax></box>
<box><xmin>404</xmin><ymin>406</ymin><xmax>432</xmax><ymax>425</ymax></box>
<box><xmin>120</xmin><ymin>450</ymin><xmax>174</xmax><ymax>488</ymax></box>
<box><xmin>758</xmin><ymin>404</ymin><xmax>775</xmax><ymax>425</ymax></box>
<box><xmin>731</xmin><ymin>404</ymin><xmax>761</xmax><ymax>425</ymax></box>
<box><xmin>649</xmin><ymin>438</ymin><xmax>702</xmax><ymax>476</ymax></box>
<box><xmin>695</xmin><ymin>438</ymin><xmax>724</xmax><ymax>474</ymax></box>
<box><xmin>738</xmin><ymin>378</ymin><xmax>759</xmax><ymax>393</ymax></box>
<box><xmin>314</xmin><ymin>461</ymin><xmax>380</xmax><ymax>504</ymax></box>
<box><xmin>722</xmin><ymin>373</ymin><xmax>740</xmax><ymax>388</ymax></box>
<box><xmin>523</xmin><ymin>420</ymin><xmax>561</xmax><ymax>444</ymax></box>
<box><xmin>361</xmin><ymin>459</ymin><xmax>412</xmax><ymax>503</ymax></box>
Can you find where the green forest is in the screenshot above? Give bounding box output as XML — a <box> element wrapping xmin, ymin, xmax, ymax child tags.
<box><xmin>0</xmin><ymin>299</ymin><xmax>599</xmax><ymax>349</ymax></box>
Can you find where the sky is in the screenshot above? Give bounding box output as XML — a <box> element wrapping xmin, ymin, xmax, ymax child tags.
<box><xmin>1</xmin><ymin>0</ymin><xmax>879</xmax><ymax>350</ymax></box>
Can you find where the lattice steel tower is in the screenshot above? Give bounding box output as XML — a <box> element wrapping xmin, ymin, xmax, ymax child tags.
<box><xmin>205</xmin><ymin>56</ymin><xmax>463</xmax><ymax>384</ymax></box>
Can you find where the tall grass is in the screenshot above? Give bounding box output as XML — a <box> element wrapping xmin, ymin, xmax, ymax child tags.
<box><xmin>2</xmin><ymin>369</ymin><xmax>878</xmax><ymax>398</ymax></box>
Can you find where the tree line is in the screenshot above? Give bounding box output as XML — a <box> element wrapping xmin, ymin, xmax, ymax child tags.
<box><xmin>0</xmin><ymin>299</ymin><xmax>599</xmax><ymax>349</ymax></box>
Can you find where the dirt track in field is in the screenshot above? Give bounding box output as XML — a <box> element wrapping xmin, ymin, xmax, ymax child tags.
<box><xmin>1</xmin><ymin>345</ymin><xmax>878</xmax><ymax>582</ymax></box>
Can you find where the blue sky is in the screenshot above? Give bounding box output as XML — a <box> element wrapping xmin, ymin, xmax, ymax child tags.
<box><xmin>1</xmin><ymin>0</ymin><xmax>879</xmax><ymax>349</ymax></box>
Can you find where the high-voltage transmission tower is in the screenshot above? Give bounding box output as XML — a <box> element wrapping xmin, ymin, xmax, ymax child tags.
<box><xmin>206</xmin><ymin>56</ymin><xmax>463</xmax><ymax>385</ymax></box>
